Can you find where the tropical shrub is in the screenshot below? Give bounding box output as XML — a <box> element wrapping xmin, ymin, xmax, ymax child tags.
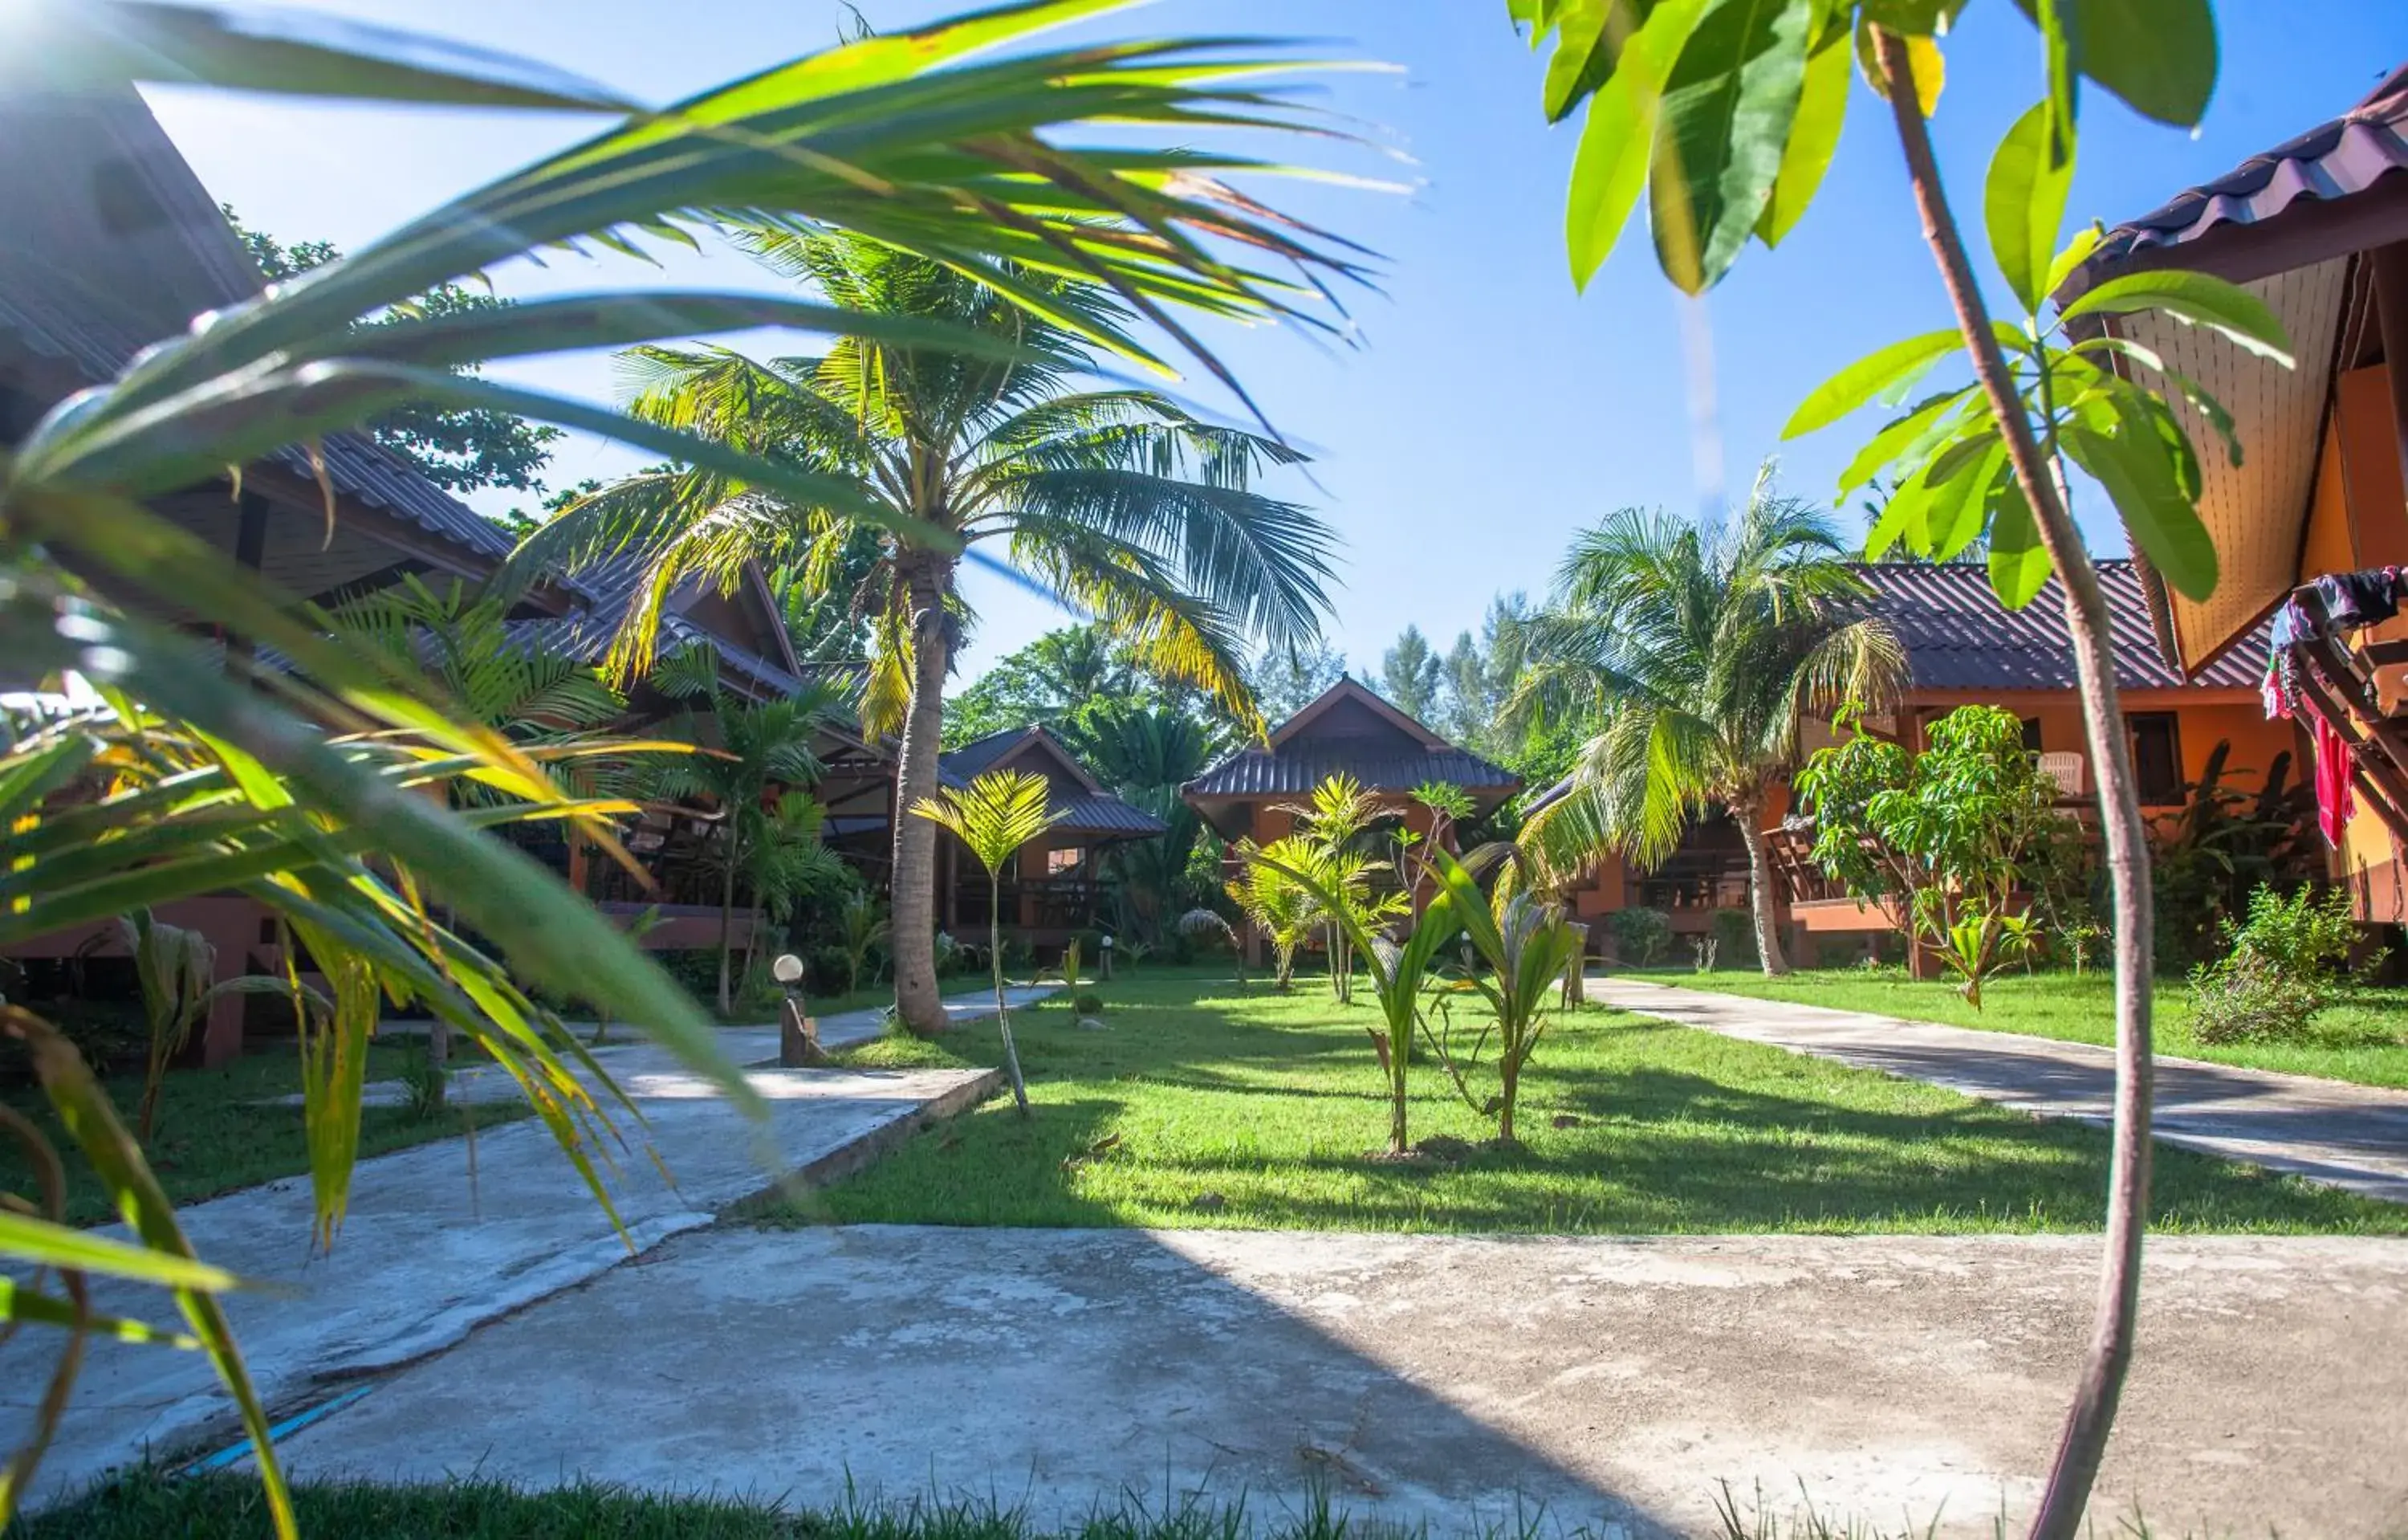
<box><xmin>2150</xmin><ymin>744</ymin><xmax>2316</xmax><ymax>970</ymax></box>
<box><xmin>2186</xmin><ymin>886</ymin><xmax>2369</xmax><ymax>1045</ymax></box>
<box><xmin>1420</xmin><ymin>853</ymin><xmax>1582</xmax><ymax>1145</ymax></box>
<box><xmin>911</xmin><ymin>770</ymin><xmax>1064</xmax><ymax>1113</ymax></box>
<box><xmin>1710</xmin><ymin>908</ymin><xmax>1759</xmax><ymax>972</ymax></box>
<box><xmin>1072</xmin><ymin>992</ymin><xmax>1105</xmax><ymax>1017</ymax></box>
<box><xmin>1603</xmin><ymin>906</ymin><xmax>1673</xmax><ymax>968</ymax></box>
<box><xmin>1796</xmin><ymin>706</ymin><xmax>2073</xmax><ymax>1008</ymax></box>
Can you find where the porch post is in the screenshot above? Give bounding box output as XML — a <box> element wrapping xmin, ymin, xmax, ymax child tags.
<box><xmin>2370</xmin><ymin>243</ymin><xmax>2408</xmax><ymax>494</ymax></box>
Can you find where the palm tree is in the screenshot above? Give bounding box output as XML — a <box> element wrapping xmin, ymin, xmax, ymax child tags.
<box><xmin>1511</xmin><ymin>477</ymin><xmax>1902</xmax><ymax>977</ymax></box>
<box><xmin>522</xmin><ymin>233</ymin><xmax>1336</xmax><ymax>1035</ymax></box>
<box><xmin>647</xmin><ymin>642</ymin><xmax>850</xmax><ymax>1014</ymax></box>
<box><xmin>910</xmin><ymin>769</ymin><xmax>1063</xmax><ymax>1114</ymax></box>
<box><xmin>1223</xmin><ymin>836</ymin><xmax>1324</xmax><ymax>992</ymax></box>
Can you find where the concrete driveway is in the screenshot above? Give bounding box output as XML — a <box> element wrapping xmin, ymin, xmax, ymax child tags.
<box><xmin>267</xmin><ymin>1227</ymin><xmax>2408</xmax><ymax>1539</ymax></box>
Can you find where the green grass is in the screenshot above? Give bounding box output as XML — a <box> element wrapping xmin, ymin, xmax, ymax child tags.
<box><xmin>1</xmin><ymin>1038</ymin><xmax>526</xmax><ymax>1226</ymax></box>
<box><xmin>777</xmin><ymin>969</ymin><xmax>2402</xmax><ymax>1236</ymax></box>
<box><xmin>1630</xmin><ymin>965</ymin><xmax>2408</xmax><ymax>1089</ymax></box>
<box><xmin>16</xmin><ymin>1468</ymin><xmax>2253</xmax><ymax>1540</ymax></box>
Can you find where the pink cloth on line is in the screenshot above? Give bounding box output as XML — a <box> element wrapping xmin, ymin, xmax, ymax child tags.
<box><xmin>2313</xmin><ymin>712</ymin><xmax>2355</xmax><ymax>847</ymax></box>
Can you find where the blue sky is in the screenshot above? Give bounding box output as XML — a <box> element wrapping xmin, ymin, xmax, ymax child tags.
<box><xmin>148</xmin><ymin>1</ymin><xmax>2408</xmax><ymax>681</ymax></box>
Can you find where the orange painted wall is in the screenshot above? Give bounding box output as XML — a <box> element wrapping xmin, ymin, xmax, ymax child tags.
<box><xmin>2334</xmin><ymin>365</ymin><xmax>2408</xmax><ymax>568</ymax></box>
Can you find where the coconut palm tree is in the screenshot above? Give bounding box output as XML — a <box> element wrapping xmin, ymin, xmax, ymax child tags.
<box><xmin>910</xmin><ymin>769</ymin><xmax>1063</xmax><ymax>1114</ymax></box>
<box><xmin>1511</xmin><ymin>477</ymin><xmax>1902</xmax><ymax>976</ymax></box>
<box><xmin>521</xmin><ymin>233</ymin><xmax>1337</xmax><ymax>1035</ymax></box>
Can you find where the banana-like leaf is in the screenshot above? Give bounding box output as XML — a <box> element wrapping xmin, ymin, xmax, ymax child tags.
<box><xmin>1646</xmin><ymin>0</ymin><xmax>1814</xmax><ymax>295</ymax></box>
<box><xmin>2009</xmin><ymin>0</ymin><xmax>2216</xmax><ymax>128</ymax></box>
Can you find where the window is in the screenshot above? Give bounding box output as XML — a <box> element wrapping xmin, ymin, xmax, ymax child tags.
<box><xmin>2126</xmin><ymin>714</ymin><xmax>2182</xmax><ymax>805</ymax></box>
<box><xmin>1046</xmin><ymin>846</ymin><xmax>1085</xmax><ymax>877</ymax></box>
<box><xmin>2020</xmin><ymin>717</ymin><xmax>2044</xmax><ymax>752</ymax></box>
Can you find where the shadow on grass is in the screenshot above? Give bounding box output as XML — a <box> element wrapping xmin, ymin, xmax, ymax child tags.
<box><xmin>779</xmin><ymin>979</ymin><xmax>2402</xmax><ymax>1236</ymax></box>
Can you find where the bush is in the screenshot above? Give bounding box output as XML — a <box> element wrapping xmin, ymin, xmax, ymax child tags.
<box><xmin>1710</xmin><ymin>907</ymin><xmax>1759</xmax><ymax>970</ymax></box>
<box><xmin>1072</xmin><ymin>992</ymin><xmax>1104</xmax><ymax>1016</ymax></box>
<box><xmin>2185</xmin><ymin>885</ymin><xmax>2370</xmax><ymax>1045</ymax></box>
<box><xmin>1604</xmin><ymin>906</ymin><xmax>1673</xmax><ymax>967</ymax></box>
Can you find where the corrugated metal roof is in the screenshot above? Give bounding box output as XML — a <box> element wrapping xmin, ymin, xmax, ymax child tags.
<box><xmin>934</xmin><ymin>727</ymin><xmax>1161</xmax><ymax>837</ymax></box>
<box><xmin>2081</xmin><ymin>62</ymin><xmax>2408</xmax><ymax>272</ymax></box>
<box><xmin>1850</xmin><ymin>560</ymin><xmax>2269</xmax><ymax>691</ymax></box>
<box><xmin>940</xmin><ymin>727</ymin><xmax>1043</xmax><ymax>782</ymax></box>
<box><xmin>0</xmin><ymin>88</ymin><xmax>515</xmax><ymax>569</ymax></box>
<box><xmin>1185</xmin><ymin>744</ymin><xmax>1519</xmax><ymax>799</ymax></box>
<box><xmin>511</xmin><ymin>554</ymin><xmax>807</xmax><ymax>701</ymax></box>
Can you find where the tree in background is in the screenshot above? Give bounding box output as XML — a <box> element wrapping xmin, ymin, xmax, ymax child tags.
<box><xmin>1250</xmin><ymin>638</ymin><xmax>1350</xmax><ymax>724</ymax></box>
<box><xmin>1436</xmin><ymin>592</ymin><xmax>1536</xmax><ymax>755</ymax></box>
<box><xmin>647</xmin><ymin>642</ymin><xmax>848</xmax><ymax>1015</ymax></box>
<box><xmin>225</xmin><ymin>210</ymin><xmax>561</xmax><ymax>497</ymax></box>
<box><xmin>524</xmin><ymin>234</ymin><xmax>1338</xmax><ymax>1037</ymax></box>
<box><xmin>1379</xmin><ymin>624</ymin><xmax>1443</xmax><ymax>722</ymax></box>
<box><xmin>1509</xmin><ymin>479</ymin><xmax>1902</xmax><ymax>976</ymax></box>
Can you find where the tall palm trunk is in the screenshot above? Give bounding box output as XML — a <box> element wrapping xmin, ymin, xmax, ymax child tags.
<box><xmin>989</xmin><ymin>874</ymin><xmax>1029</xmax><ymax>1114</ymax></box>
<box><xmin>892</xmin><ymin>556</ymin><xmax>954</xmax><ymax>1036</ymax></box>
<box><xmin>715</xmin><ymin>854</ymin><xmax>738</xmax><ymax>1015</ymax></box>
<box><xmin>1873</xmin><ymin>32</ymin><xmax>2154</xmax><ymax>1538</ymax></box>
<box><xmin>1734</xmin><ymin>796</ymin><xmax>1791</xmax><ymax>976</ymax></box>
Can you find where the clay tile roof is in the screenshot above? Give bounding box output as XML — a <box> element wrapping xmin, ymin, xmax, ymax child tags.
<box><xmin>2080</xmin><ymin>62</ymin><xmax>2408</xmax><ymax>274</ymax></box>
<box><xmin>1849</xmin><ymin>560</ymin><xmax>2269</xmax><ymax>692</ymax></box>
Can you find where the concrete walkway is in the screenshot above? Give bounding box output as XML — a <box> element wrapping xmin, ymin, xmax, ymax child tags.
<box><xmin>1591</xmin><ymin>978</ymin><xmax>2408</xmax><ymax>1204</ymax></box>
<box><xmin>266</xmin><ymin>1227</ymin><xmax>2408</xmax><ymax>1538</ymax></box>
<box><xmin>4</xmin><ymin>984</ymin><xmax>1050</xmax><ymax>1508</ymax></box>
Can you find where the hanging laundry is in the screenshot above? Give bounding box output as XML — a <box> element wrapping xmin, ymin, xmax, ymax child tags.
<box><xmin>2261</xmin><ymin>597</ymin><xmax>2314</xmax><ymax>720</ymax></box>
<box><xmin>2312</xmin><ymin>711</ymin><xmax>2356</xmax><ymax>847</ymax></box>
<box><xmin>2311</xmin><ymin>566</ymin><xmax>2408</xmax><ymax>629</ymax></box>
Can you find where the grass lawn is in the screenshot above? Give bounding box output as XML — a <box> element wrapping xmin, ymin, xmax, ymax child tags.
<box><xmin>771</xmin><ymin>967</ymin><xmax>2403</xmax><ymax>1236</ymax></box>
<box><xmin>1</xmin><ymin>1037</ymin><xmax>526</xmax><ymax>1226</ymax></box>
<box><xmin>1628</xmin><ymin>965</ymin><xmax>2408</xmax><ymax>1090</ymax></box>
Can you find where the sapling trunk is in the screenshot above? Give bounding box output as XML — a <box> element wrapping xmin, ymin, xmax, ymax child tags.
<box><xmin>716</xmin><ymin>854</ymin><xmax>737</xmax><ymax>1016</ymax></box>
<box><xmin>990</xmin><ymin>874</ymin><xmax>1029</xmax><ymax>1114</ymax></box>
<box><xmin>1873</xmin><ymin>31</ymin><xmax>2156</xmax><ymax>1538</ymax></box>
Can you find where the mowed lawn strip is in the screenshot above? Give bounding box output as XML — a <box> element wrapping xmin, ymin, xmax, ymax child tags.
<box><xmin>775</xmin><ymin>969</ymin><xmax>2404</xmax><ymax>1235</ymax></box>
<box><xmin>1</xmin><ymin>1038</ymin><xmax>527</xmax><ymax>1225</ymax></box>
<box><xmin>1630</xmin><ymin>966</ymin><xmax>2408</xmax><ymax>1090</ymax></box>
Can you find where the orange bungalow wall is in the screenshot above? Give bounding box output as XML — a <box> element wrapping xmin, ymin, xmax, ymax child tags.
<box><xmin>2298</xmin><ymin>363</ymin><xmax>2408</xmax><ymax>923</ymax></box>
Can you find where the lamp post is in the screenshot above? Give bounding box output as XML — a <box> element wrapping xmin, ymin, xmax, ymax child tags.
<box><xmin>773</xmin><ymin>952</ymin><xmax>828</xmax><ymax>1067</ymax></box>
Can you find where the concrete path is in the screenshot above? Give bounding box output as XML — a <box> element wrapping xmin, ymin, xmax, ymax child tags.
<box><xmin>337</xmin><ymin>985</ymin><xmax>1050</xmax><ymax>1107</ymax></box>
<box><xmin>1591</xmin><ymin>978</ymin><xmax>2408</xmax><ymax>1204</ymax></box>
<box><xmin>4</xmin><ymin>985</ymin><xmax>1050</xmax><ymax>1508</ymax></box>
<box><xmin>266</xmin><ymin>1227</ymin><xmax>2408</xmax><ymax>1538</ymax></box>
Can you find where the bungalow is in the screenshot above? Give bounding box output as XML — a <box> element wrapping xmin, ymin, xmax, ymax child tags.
<box><xmin>2057</xmin><ymin>59</ymin><xmax>2408</xmax><ymax>927</ymax></box>
<box><xmin>1182</xmin><ymin>678</ymin><xmax>1520</xmax><ymax>960</ymax></box>
<box><xmin>1551</xmin><ymin>560</ymin><xmax>2288</xmax><ymax>956</ymax></box>
<box><xmin>0</xmin><ymin>84</ymin><xmax>840</xmax><ymax>1058</ymax></box>
<box><xmin>934</xmin><ymin>726</ymin><xmax>1167</xmax><ymax>954</ymax></box>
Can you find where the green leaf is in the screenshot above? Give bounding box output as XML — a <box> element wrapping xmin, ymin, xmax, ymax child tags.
<box><xmin>2059</xmin><ymin>271</ymin><xmax>2292</xmax><ymax>365</ymax></box>
<box><xmin>1986</xmin><ymin>475</ymin><xmax>2053</xmax><ymax>607</ymax></box>
<box><xmin>2034</xmin><ymin>0</ymin><xmax>2079</xmax><ymax>167</ymax></box>
<box><xmin>1834</xmin><ymin>385</ymin><xmax>1977</xmax><ymax>495</ymax></box>
<box><xmin>1564</xmin><ymin>0</ymin><xmax>1714</xmax><ymax>288</ymax></box>
<box><xmin>1753</xmin><ymin>6</ymin><xmax>1849</xmax><ymax>248</ymax></box>
<box><xmin>1984</xmin><ymin>102</ymin><xmax>2074</xmax><ymax>314</ymax></box>
<box><xmin>12</xmin><ymin>1015</ymin><xmax>296</xmax><ymax>1538</ymax></box>
<box><xmin>1785</xmin><ymin>329</ymin><xmax>1962</xmax><ymax>437</ymax></box>
<box><xmin>0</xmin><ymin>1210</ymin><xmax>239</xmax><ymax>1294</ymax></box>
<box><xmin>2044</xmin><ymin>222</ymin><xmax>2105</xmax><ymax>300</ymax></box>
<box><xmin>1647</xmin><ymin>0</ymin><xmax>1816</xmax><ymax>293</ymax></box>
<box><xmin>2063</xmin><ymin>413</ymin><xmax>2219</xmax><ymax>601</ymax></box>
<box><xmin>0</xmin><ymin>1276</ymin><xmax>204</xmax><ymax>1349</ymax></box>
<box><xmin>2010</xmin><ymin>0</ymin><xmax>2216</xmax><ymax>128</ymax></box>
<box><xmin>1922</xmin><ymin>442</ymin><xmax>2004</xmax><ymax>560</ymax></box>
